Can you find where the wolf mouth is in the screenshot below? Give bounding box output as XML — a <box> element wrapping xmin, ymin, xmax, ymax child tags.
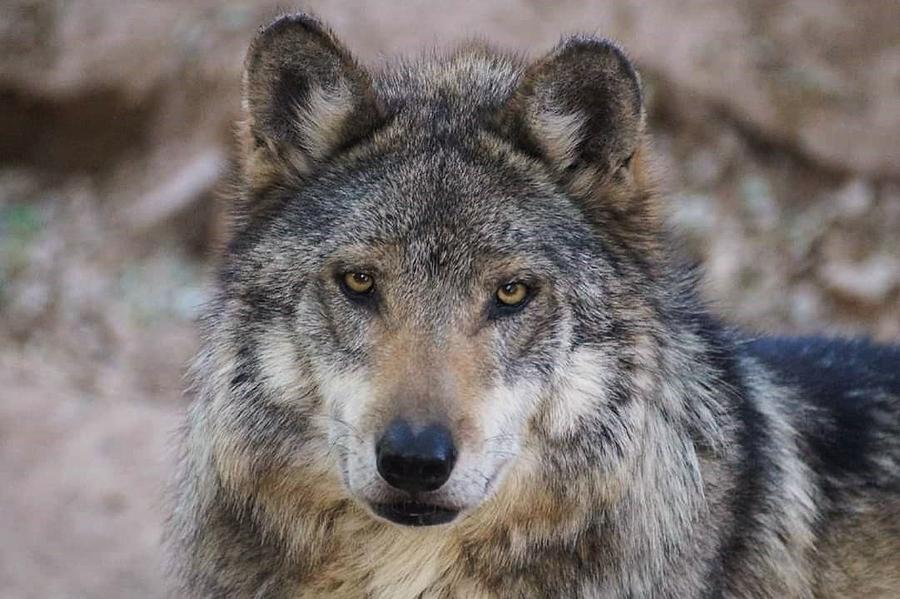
<box><xmin>371</xmin><ymin>501</ymin><xmax>459</xmax><ymax>526</ymax></box>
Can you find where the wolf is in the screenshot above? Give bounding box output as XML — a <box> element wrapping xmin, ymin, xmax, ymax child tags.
<box><xmin>168</xmin><ymin>14</ymin><xmax>900</xmax><ymax>598</ymax></box>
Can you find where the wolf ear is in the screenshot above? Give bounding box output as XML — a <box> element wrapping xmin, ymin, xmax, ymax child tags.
<box><xmin>501</xmin><ymin>37</ymin><xmax>645</xmax><ymax>189</ymax></box>
<box><xmin>241</xmin><ymin>14</ymin><xmax>380</xmax><ymax>182</ymax></box>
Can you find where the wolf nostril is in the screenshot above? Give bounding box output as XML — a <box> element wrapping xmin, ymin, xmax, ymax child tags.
<box><xmin>375</xmin><ymin>419</ymin><xmax>457</xmax><ymax>493</ymax></box>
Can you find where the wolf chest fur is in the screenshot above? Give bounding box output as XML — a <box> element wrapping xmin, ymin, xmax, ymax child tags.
<box><xmin>168</xmin><ymin>14</ymin><xmax>900</xmax><ymax>598</ymax></box>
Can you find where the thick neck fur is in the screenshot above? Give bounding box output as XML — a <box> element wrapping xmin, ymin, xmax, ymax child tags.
<box><xmin>172</xmin><ymin>280</ymin><xmax>819</xmax><ymax>598</ymax></box>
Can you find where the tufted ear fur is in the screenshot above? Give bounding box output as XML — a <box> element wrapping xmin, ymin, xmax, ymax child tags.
<box><xmin>499</xmin><ymin>37</ymin><xmax>660</xmax><ymax>255</ymax></box>
<box><xmin>240</xmin><ymin>14</ymin><xmax>381</xmax><ymax>186</ymax></box>
<box><xmin>503</xmin><ymin>36</ymin><xmax>644</xmax><ymax>181</ymax></box>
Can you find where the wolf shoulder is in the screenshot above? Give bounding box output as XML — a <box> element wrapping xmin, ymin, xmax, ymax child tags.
<box><xmin>742</xmin><ymin>336</ymin><xmax>900</xmax><ymax>597</ymax></box>
<box><xmin>744</xmin><ymin>335</ymin><xmax>900</xmax><ymax>492</ymax></box>
<box><xmin>744</xmin><ymin>335</ymin><xmax>900</xmax><ymax>424</ymax></box>
<box><xmin>746</xmin><ymin>335</ymin><xmax>900</xmax><ymax>399</ymax></box>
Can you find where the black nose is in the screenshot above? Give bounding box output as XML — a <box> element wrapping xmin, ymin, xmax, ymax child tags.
<box><xmin>376</xmin><ymin>420</ymin><xmax>457</xmax><ymax>493</ymax></box>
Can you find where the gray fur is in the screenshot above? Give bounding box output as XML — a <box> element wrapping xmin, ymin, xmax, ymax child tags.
<box><xmin>167</xmin><ymin>14</ymin><xmax>900</xmax><ymax>598</ymax></box>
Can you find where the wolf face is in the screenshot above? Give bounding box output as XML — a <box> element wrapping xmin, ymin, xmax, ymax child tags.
<box><xmin>298</xmin><ymin>151</ymin><xmax>580</xmax><ymax>526</ymax></box>
<box><xmin>214</xmin><ymin>15</ymin><xmax>657</xmax><ymax>529</ymax></box>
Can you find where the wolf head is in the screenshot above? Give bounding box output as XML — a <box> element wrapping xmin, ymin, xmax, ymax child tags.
<box><xmin>206</xmin><ymin>14</ymin><xmax>669</xmax><ymax>529</ymax></box>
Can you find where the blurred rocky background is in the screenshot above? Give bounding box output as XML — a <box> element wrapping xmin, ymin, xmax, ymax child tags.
<box><xmin>1</xmin><ymin>1</ymin><xmax>898</xmax><ymax>597</ymax></box>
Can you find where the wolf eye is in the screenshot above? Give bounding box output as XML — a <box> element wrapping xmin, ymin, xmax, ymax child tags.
<box><xmin>496</xmin><ymin>282</ymin><xmax>529</xmax><ymax>306</ymax></box>
<box><xmin>342</xmin><ymin>272</ymin><xmax>374</xmax><ymax>295</ymax></box>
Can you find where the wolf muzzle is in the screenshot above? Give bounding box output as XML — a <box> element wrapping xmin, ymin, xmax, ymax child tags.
<box><xmin>372</xmin><ymin>419</ymin><xmax>459</xmax><ymax>526</ymax></box>
<box><xmin>376</xmin><ymin>419</ymin><xmax>457</xmax><ymax>493</ymax></box>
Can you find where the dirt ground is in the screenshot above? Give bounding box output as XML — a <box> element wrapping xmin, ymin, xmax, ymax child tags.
<box><xmin>1</xmin><ymin>1</ymin><xmax>898</xmax><ymax>597</ymax></box>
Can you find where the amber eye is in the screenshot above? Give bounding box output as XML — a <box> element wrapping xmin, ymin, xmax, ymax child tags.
<box><xmin>496</xmin><ymin>282</ymin><xmax>529</xmax><ymax>306</ymax></box>
<box><xmin>343</xmin><ymin>272</ymin><xmax>374</xmax><ymax>294</ymax></box>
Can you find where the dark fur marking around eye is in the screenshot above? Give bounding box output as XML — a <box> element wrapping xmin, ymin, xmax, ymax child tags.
<box><xmin>336</xmin><ymin>271</ymin><xmax>379</xmax><ymax>309</ymax></box>
<box><xmin>488</xmin><ymin>284</ymin><xmax>536</xmax><ymax>320</ymax></box>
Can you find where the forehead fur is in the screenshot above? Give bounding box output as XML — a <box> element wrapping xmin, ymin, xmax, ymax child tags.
<box><xmin>240</xmin><ymin>46</ymin><xmax>596</xmax><ymax>261</ymax></box>
<box><xmin>374</xmin><ymin>45</ymin><xmax>525</xmax><ymax>133</ymax></box>
<box><xmin>232</xmin><ymin>29</ymin><xmax>656</xmax><ymax>301</ymax></box>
